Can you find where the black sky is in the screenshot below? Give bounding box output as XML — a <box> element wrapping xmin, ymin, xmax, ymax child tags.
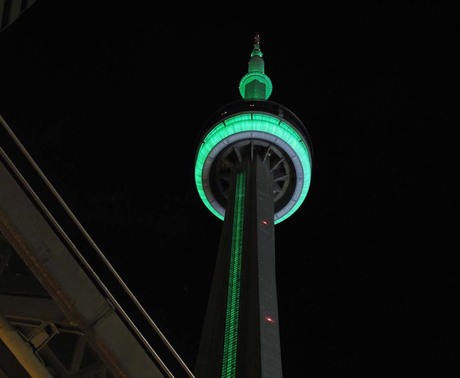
<box><xmin>0</xmin><ymin>1</ymin><xmax>458</xmax><ymax>377</ymax></box>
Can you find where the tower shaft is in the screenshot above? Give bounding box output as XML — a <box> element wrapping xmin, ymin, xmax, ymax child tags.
<box><xmin>194</xmin><ymin>34</ymin><xmax>312</xmax><ymax>377</ymax></box>
<box><xmin>195</xmin><ymin>152</ymin><xmax>282</xmax><ymax>378</ymax></box>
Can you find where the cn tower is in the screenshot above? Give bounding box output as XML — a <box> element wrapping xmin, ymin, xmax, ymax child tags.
<box><xmin>194</xmin><ymin>33</ymin><xmax>313</xmax><ymax>378</ymax></box>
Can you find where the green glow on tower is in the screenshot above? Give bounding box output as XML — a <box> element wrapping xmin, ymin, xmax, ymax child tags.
<box><xmin>195</xmin><ymin>112</ymin><xmax>312</xmax><ymax>224</ymax></box>
<box><xmin>195</xmin><ymin>33</ymin><xmax>312</xmax><ymax>225</ymax></box>
<box><xmin>238</xmin><ymin>33</ymin><xmax>273</xmax><ymax>100</ymax></box>
<box><xmin>194</xmin><ymin>33</ymin><xmax>313</xmax><ymax>378</ymax></box>
<box><xmin>221</xmin><ymin>171</ymin><xmax>245</xmax><ymax>377</ymax></box>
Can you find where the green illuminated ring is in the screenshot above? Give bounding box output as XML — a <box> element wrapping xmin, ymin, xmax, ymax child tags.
<box><xmin>195</xmin><ymin>112</ymin><xmax>312</xmax><ymax>224</ymax></box>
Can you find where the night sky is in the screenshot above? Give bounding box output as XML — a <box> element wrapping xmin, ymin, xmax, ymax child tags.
<box><xmin>0</xmin><ymin>1</ymin><xmax>457</xmax><ymax>377</ymax></box>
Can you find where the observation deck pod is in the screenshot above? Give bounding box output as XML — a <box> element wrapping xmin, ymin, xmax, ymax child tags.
<box><xmin>195</xmin><ymin>99</ymin><xmax>313</xmax><ymax>225</ymax></box>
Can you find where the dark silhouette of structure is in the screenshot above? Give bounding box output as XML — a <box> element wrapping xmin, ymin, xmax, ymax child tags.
<box><xmin>0</xmin><ymin>7</ymin><xmax>194</xmax><ymax>375</ymax></box>
<box><xmin>0</xmin><ymin>115</ymin><xmax>196</xmax><ymax>377</ymax></box>
<box><xmin>0</xmin><ymin>0</ymin><xmax>37</xmax><ymax>33</ymax></box>
<box><xmin>194</xmin><ymin>34</ymin><xmax>313</xmax><ymax>377</ymax></box>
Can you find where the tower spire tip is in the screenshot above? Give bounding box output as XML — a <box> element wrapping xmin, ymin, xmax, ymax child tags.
<box><xmin>238</xmin><ymin>32</ymin><xmax>272</xmax><ymax>101</ymax></box>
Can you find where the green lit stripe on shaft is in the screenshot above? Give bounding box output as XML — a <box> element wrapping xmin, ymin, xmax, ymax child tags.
<box><xmin>221</xmin><ymin>171</ymin><xmax>246</xmax><ymax>377</ymax></box>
